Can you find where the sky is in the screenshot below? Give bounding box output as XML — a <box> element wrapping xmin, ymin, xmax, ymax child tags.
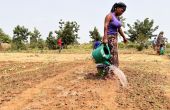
<box><xmin>0</xmin><ymin>0</ymin><xmax>170</xmax><ymax>43</ymax></box>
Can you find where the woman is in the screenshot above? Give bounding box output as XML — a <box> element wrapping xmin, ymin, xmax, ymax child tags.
<box><xmin>156</xmin><ymin>31</ymin><xmax>164</xmax><ymax>54</ymax></box>
<box><xmin>103</xmin><ymin>2</ymin><xmax>128</xmax><ymax>67</ymax></box>
<box><xmin>152</xmin><ymin>37</ymin><xmax>157</xmax><ymax>51</ymax></box>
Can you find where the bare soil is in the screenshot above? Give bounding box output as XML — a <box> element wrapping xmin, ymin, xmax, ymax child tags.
<box><xmin>0</xmin><ymin>53</ymin><xmax>169</xmax><ymax>110</ymax></box>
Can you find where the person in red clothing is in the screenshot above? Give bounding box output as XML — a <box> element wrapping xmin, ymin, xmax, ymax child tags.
<box><xmin>57</xmin><ymin>38</ymin><xmax>63</xmax><ymax>53</ymax></box>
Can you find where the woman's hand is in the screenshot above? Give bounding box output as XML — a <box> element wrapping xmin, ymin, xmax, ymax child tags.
<box><xmin>123</xmin><ymin>37</ymin><xmax>128</xmax><ymax>44</ymax></box>
<box><xmin>102</xmin><ymin>36</ymin><xmax>108</xmax><ymax>44</ymax></box>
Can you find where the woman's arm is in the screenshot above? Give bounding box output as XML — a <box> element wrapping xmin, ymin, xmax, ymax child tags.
<box><xmin>103</xmin><ymin>14</ymin><xmax>112</xmax><ymax>43</ymax></box>
<box><xmin>118</xmin><ymin>27</ymin><xmax>127</xmax><ymax>43</ymax></box>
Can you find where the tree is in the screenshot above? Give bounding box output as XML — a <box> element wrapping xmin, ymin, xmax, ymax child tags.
<box><xmin>89</xmin><ymin>27</ymin><xmax>102</xmax><ymax>41</ymax></box>
<box><xmin>46</xmin><ymin>31</ymin><xmax>56</xmax><ymax>50</ymax></box>
<box><xmin>12</xmin><ymin>25</ymin><xmax>30</xmax><ymax>50</ymax></box>
<box><xmin>55</xmin><ymin>20</ymin><xmax>80</xmax><ymax>47</ymax></box>
<box><xmin>126</xmin><ymin>18</ymin><xmax>158</xmax><ymax>50</ymax></box>
<box><xmin>119</xmin><ymin>16</ymin><xmax>126</xmax><ymax>28</ymax></box>
<box><xmin>0</xmin><ymin>28</ymin><xmax>11</xmax><ymax>43</ymax></box>
<box><xmin>117</xmin><ymin>16</ymin><xmax>126</xmax><ymax>38</ymax></box>
<box><xmin>30</xmin><ymin>28</ymin><xmax>41</xmax><ymax>48</ymax></box>
<box><xmin>37</xmin><ymin>38</ymin><xmax>45</xmax><ymax>50</ymax></box>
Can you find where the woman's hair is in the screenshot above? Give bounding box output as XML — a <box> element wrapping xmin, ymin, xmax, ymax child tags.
<box><xmin>159</xmin><ymin>31</ymin><xmax>164</xmax><ymax>35</ymax></box>
<box><xmin>111</xmin><ymin>2</ymin><xmax>126</xmax><ymax>13</ymax></box>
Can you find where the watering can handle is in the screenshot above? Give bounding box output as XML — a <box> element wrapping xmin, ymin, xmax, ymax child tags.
<box><xmin>102</xmin><ymin>42</ymin><xmax>107</xmax><ymax>46</ymax></box>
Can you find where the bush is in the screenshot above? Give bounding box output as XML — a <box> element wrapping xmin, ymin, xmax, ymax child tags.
<box><xmin>126</xmin><ymin>44</ymin><xmax>136</xmax><ymax>48</ymax></box>
<box><xmin>144</xmin><ymin>44</ymin><xmax>149</xmax><ymax>49</ymax></box>
<box><xmin>166</xmin><ymin>43</ymin><xmax>170</xmax><ymax>48</ymax></box>
<box><xmin>118</xmin><ymin>42</ymin><xmax>125</xmax><ymax>48</ymax></box>
<box><xmin>137</xmin><ymin>45</ymin><xmax>144</xmax><ymax>51</ymax></box>
<box><xmin>125</xmin><ymin>42</ymin><xmax>138</xmax><ymax>49</ymax></box>
<box><xmin>37</xmin><ymin>39</ymin><xmax>45</xmax><ymax>50</ymax></box>
<box><xmin>165</xmin><ymin>48</ymin><xmax>170</xmax><ymax>54</ymax></box>
<box><xmin>11</xmin><ymin>42</ymin><xmax>27</xmax><ymax>50</ymax></box>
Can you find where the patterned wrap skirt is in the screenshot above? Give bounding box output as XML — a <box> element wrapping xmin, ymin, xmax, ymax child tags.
<box><xmin>108</xmin><ymin>35</ymin><xmax>119</xmax><ymax>67</ymax></box>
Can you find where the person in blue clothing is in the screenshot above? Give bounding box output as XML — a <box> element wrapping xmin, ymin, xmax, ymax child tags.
<box><xmin>152</xmin><ymin>37</ymin><xmax>157</xmax><ymax>51</ymax></box>
<box><xmin>93</xmin><ymin>38</ymin><xmax>101</xmax><ymax>49</ymax></box>
<box><xmin>160</xmin><ymin>44</ymin><xmax>165</xmax><ymax>55</ymax></box>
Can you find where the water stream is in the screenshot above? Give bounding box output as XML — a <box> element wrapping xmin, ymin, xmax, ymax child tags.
<box><xmin>109</xmin><ymin>65</ymin><xmax>128</xmax><ymax>88</ymax></box>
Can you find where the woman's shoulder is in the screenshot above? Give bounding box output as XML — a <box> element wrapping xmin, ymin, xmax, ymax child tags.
<box><xmin>107</xmin><ymin>13</ymin><xmax>113</xmax><ymax>16</ymax></box>
<box><xmin>105</xmin><ymin>13</ymin><xmax>112</xmax><ymax>19</ymax></box>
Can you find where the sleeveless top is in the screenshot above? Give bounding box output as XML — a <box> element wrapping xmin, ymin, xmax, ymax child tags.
<box><xmin>107</xmin><ymin>13</ymin><xmax>122</xmax><ymax>35</ymax></box>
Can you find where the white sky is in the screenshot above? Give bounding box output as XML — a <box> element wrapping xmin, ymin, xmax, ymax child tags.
<box><xmin>0</xmin><ymin>0</ymin><xmax>170</xmax><ymax>43</ymax></box>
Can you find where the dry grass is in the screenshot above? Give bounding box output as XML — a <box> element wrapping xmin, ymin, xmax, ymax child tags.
<box><xmin>0</xmin><ymin>53</ymin><xmax>91</xmax><ymax>62</ymax></box>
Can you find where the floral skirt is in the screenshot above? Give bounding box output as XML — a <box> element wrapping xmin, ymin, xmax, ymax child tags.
<box><xmin>108</xmin><ymin>35</ymin><xmax>119</xmax><ymax>67</ymax></box>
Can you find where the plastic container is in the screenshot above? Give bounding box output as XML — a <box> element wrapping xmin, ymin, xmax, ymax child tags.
<box><xmin>92</xmin><ymin>44</ymin><xmax>111</xmax><ymax>65</ymax></box>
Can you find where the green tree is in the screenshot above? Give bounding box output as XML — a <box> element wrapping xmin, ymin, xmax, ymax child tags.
<box><xmin>46</xmin><ymin>31</ymin><xmax>56</xmax><ymax>50</ymax></box>
<box><xmin>126</xmin><ymin>18</ymin><xmax>158</xmax><ymax>51</ymax></box>
<box><xmin>37</xmin><ymin>38</ymin><xmax>45</xmax><ymax>50</ymax></box>
<box><xmin>89</xmin><ymin>27</ymin><xmax>102</xmax><ymax>41</ymax></box>
<box><xmin>12</xmin><ymin>25</ymin><xmax>30</xmax><ymax>50</ymax></box>
<box><xmin>55</xmin><ymin>20</ymin><xmax>80</xmax><ymax>47</ymax></box>
<box><xmin>119</xmin><ymin>16</ymin><xmax>126</xmax><ymax>28</ymax></box>
<box><xmin>0</xmin><ymin>28</ymin><xmax>11</xmax><ymax>43</ymax></box>
<box><xmin>30</xmin><ymin>28</ymin><xmax>41</xmax><ymax>48</ymax></box>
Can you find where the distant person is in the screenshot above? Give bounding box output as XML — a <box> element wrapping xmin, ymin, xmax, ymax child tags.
<box><xmin>156</xmin><ymin>31</ymin><xmax>164</xmax><ymax>54</ymax></box>
<box><xmin>152</xmin><ymin>37</ymin><xmax>157</xmax><ymax>51</ymax></box>
<box><xmin>93</xmin><ymin>38</ymin><xmax>101</xmax><ymax>49</ymax></box>
<box><xmin>57</xmin><ymin>38</ymin><xmax>63</xmax><ymax>53</ymax></box>
<box><xmin>162</xmin><ymin>37</ymin><xmax>168</xmax><ymax>49</ymax></box>
<box><xmin>102</xmin><ymin>2</ymin><xmax>128</xmax><ymax>67</ymax></box>
<box><xmin>160</xmin><ymin>44</ymin><xmax>165</xmax><ymax>55</ymax></box>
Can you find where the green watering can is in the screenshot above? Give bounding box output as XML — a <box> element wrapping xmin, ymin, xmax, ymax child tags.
<box><xmin>92</xmin><ymin>44</ymin><xmax>111</xmax><ymax>65</ymax></box>
<box><xmin>92</xmin><ymin>44</ymin><xmax>112</xmax><ymax>76</ymax></box>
